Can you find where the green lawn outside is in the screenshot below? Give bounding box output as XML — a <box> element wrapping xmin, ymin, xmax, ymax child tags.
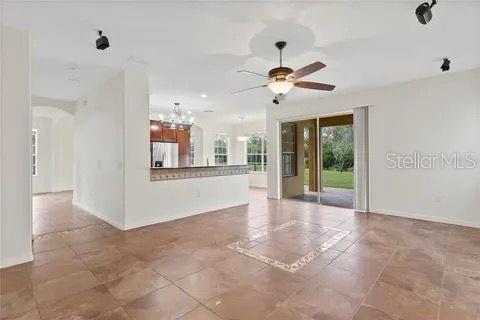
<box><xmin>304</xmin><ymin>168</ymin><xmax>353</xmax><ymax>189</ymax></box>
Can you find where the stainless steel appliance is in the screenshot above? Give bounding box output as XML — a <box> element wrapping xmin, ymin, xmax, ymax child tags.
<box><xmin>150</xmin><ymin>142</ymin><xmax>179</xmax><ymax>168</ymax></box>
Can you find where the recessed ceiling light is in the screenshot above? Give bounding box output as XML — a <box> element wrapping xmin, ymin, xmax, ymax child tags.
<box><xmin>67</xmin><ymin>63</ymin><xmax>78</xmax><ymax>71</ymax></box>
<box><xmin>200</xmin><ymin>93</ymin><xmax>208</xmax><ymax>98</ymax></box>
<box><xmin>203</xmin><ymin>109</ymin><xmax>214</xmax><ymax>113</ymax></box>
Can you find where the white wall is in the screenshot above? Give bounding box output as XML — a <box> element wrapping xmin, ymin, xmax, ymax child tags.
<box><xmin>1</xmin><ymin>27</ymin><xmax>32</xmax><ymax>268</ymax></box>
<box><xmin>73</xmin><ymin>72</ymin><xmax>125</xmax><ymax>228</ymax></box>
<box><xmin>190</xmin><ymin>125</ymin><xmax>203</xmax><ymax>166</ymax></box>
<box><xmin>195</xmin><ymin>118</ymin><xmax>235</xmax><ymax>166</ymax></box>
<box><xmin>123</xmin><ymin>67</ymin><xmax>248</xmax><ymax>229</ymax></box>
<box><xmin>52</xmin><ymin>115</ymin><xmax>74</xmax><ymax>191</ymax></box>
<box><xmin>267</xmin><ymin>69</ymin><xmax>480</xmax><ymax>228</ymax></box>
<box><xmin>32</xmin><ymin>117</ymin><xmax>53</xmax><ymax>193</ymax></box>
<box><xmin>233</xmin><ymin>120</ymin><xmax>268</xmax><ymax>188</ymax></box>
<box><xmin>75</xmin><ymin>68</ymin><xmax>248</xmax><ymax>230</ymax></box>
<box><xmin>191</xmin><ymin>118</ymin><xmax>268</xmax><ymax>188</ymax></box>
<box><xmin>32</xmin><ymin>110</ymin><xmax>74</xmax><ymax>194</ymax></box>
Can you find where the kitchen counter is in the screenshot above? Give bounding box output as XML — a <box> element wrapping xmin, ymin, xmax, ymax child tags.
<box><xmin>150</xmin><ymin>165</ymin><xmax>249</xmax><ymax>181</ymax></box>
<box><xmin>131</xmin><ymin>164</ymin><xmax>249</xmax><ymax>229</ymax></box>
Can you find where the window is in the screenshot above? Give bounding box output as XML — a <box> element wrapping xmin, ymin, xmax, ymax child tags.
<box><xmin>32</xmin><ymin>129</ymin><xmax>38</xmax><ymax>176</ymax></box>
<box><xmin>214</xmin><ymin>135</ymin><xmax>228</xmax><ymax>165</ymax></box>
<box><xmin>281</xmin><ymin>123</ymin><xmax>296</xmax><ymax>177</ymax></box>
<box><xmin>247</xmin><ymin>135</ymin><xmax>267</xmax><ymax>172</ymax></box>
<box><xmin>189</xmin><ymin>138</ymin><xmax>195</xmax><ymax>166</ymax></box>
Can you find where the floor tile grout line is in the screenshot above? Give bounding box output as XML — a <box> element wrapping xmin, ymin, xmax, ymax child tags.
<box><xmin>32</xmin><ymin>242</ymin><xmax>70</xmax><ymax>255</ymax></box>
<box><xmin>351</xmin><ymin>246</ymin><xmax>397</xmax><ymax>319</ymax></box>
<box><xmin>437</xmin><ymin>229</ymin><xmax>452</xmax><ymax>320</ymax></box>
<box><xmin>26</xmin><ymin>244</ymin><xmax>105</xmax><ymax>319</ymax></box>
<box><xmin>263</xmin><ymin>237</ymin><xmax>363</xmax><ymax>320</ymax></box>
<box><xmin>68</xmin><ymin>238</ymin><xmax>174</xmax><ymax>319</ymax></box>
<box><xmin>148</xmin><ymin>262</ymin><xmax>225</xmax><ymax>319</ymax></box>
<box><xmin>120</xmin><ymin>304</ymin><xmax>136</xmax><ymax>320</ymax></box>
<box><xmin>34</xmin><ymin>241</ymin><xmax>125</xmax><ymax>318</ymax></box>
<box><xmin>149</xmin><ymin>256</ymin><xmax>275</xmax><ymax>319</ymax></box>
<box><xmin>77</xmin><ymin>244</ymin><xmax>168</xmax><ymax>320</ymax></box>
<box><xmin>26</xmin><ymin>264</ymin><xmax>44</xmax><ymax>320</ymax></box>
<box><xmin>170</xmin><ymin>280</ymin><xmax>226</xmax><ymax>320</ymax></box>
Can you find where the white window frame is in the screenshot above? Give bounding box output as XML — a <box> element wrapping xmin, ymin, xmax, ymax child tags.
<box><xmin>214</xmin><ymin>135</ymin><xmax>229</xmax><ymax>165</ymax></box>
<box><xmin>32</xmin><ymin>129</ymin><xmax>38</xmax><ymax>176</ymax></box>
<box><xmin>246</xmin><ymin>134</ymin><xmax>267</xmax><ymax>173</ymax></box>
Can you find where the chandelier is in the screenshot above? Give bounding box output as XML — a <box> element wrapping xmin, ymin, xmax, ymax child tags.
<box><xmin>160</xmin><ymin>102</ymin><xmax>194</xmax><ymax>131</ymax></box>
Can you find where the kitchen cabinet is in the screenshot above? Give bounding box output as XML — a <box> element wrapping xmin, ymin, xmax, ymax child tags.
<box><xmin>150</xmin><ymin>120</ymin><xmax>177</xmax><ymax>142</ymax></box>
<box><xmin>150</xmin><ymin>120</ymin><xmax>163</xmax><ymax>142</ymax></box>
<box><xmin>149</xmin><ymin>120</ymin><xmax>190</xmax><ymax>166</ymax></box>
<box><xmin>162</xmin><ymin>128</ymin><xmax>177</xmax><ymax>143</ymax></box>
<box><xmin>176</xmin><ymin>130</ymin><xmax>190</xmax><ymax>167</ymax></box>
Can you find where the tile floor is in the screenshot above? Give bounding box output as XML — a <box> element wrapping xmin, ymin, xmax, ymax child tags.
<box><xmin>1</xmin><ymin>189</ymin><xmax>479</xmax><ymax>320</ymax></box>
<box><xmin>292</xmin><ymin>186</ymin><xmax>354</xmax><ymax>209</ymax></box>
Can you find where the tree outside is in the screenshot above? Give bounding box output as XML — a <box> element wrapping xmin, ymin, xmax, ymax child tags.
<box><xmin>322</xmin><ymin>125</ymin><xmax>353</xmax><ymax>189</ymax></box>
<box><xmin>303</xmin><ymin>125</ymin><xmax>354</xmax><ymax>189</ymax></box>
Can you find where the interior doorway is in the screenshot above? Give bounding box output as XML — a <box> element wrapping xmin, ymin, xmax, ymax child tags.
<box><xmin>31</xmin><ymin>106</ymin><xmax>103</xmax><ymax>238</ymax></box>
<box><xmin>281</xmin><ymin>114</ymin><xmax>354</xmax><ymax>209</ymax></box>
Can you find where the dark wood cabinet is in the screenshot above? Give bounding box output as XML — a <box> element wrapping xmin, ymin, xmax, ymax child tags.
<box><xmin>150</xmin><ymin>120</ymin><xmax>163</xmax><ymax>142</ymax></box>
<box><xmin>149</xmin><ymin>120</ymin><xmax>190</xmax><ymax>166</ymax></box>
<box><xmin>176</xmin><ymin>130</ymin><xmax>190</xmax><ymax>167</ymax></box>
<box><xmin>162</xmin><ymin>128</ymin><xmax>177</xmax><ymax>143</ymax></box>
<box><xmin>150</xmin><ymin>120</ymin><xmax>177</xmax><ymax>143</ymax></box>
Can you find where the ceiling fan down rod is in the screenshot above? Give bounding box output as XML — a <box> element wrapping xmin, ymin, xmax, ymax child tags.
<box><xmin>275</xmin><ymin>41</ymin><xmax>287</xmax><ymax>67</ymax></box>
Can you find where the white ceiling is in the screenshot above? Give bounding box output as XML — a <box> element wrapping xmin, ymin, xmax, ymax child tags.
<box><xmin>4</xmin><ymin>1</ymin><xmax>480</xmax><ymax>123</ymax></box>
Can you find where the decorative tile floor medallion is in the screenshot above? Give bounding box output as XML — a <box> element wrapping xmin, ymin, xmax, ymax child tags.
<box><xmin>227</xmin><ymin>220</ymin><xmax>351</xmax><ymax>273</ymax></box>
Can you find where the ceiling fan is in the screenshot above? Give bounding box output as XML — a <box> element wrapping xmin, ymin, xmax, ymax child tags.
<box><xmin>233</xmin><ymin>41</ymin><xmax>335</xmax><ymax>102</ymax></box>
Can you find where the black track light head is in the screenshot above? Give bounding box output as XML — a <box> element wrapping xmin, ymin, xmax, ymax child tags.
<box><xmin>440</xmin><ymin>58</ymin><xmax>450</xmax><ymax>72</ymax></box>
<box><xmin>416</xmin><ymin>0</ymin><xmax>437</xmax><ymax>25</ymax></box>
<box><xmin>96</xmin><ymin>30</ymin><xmax>110</xmax><ymax>50</ymax></box>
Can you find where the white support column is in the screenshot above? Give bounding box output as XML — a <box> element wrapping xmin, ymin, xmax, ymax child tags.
<box><xmin>1</xmin><ymin>27</ymin><xmax>33</xmax><ymax>267</ymax></box>
<box><xmin>353</xmin><ymin>106</ymin><xmax>370</xmax><ymax>212</ymax></box>
<box><xmin>316</xmin><ymin>117</ymin><xmax>321</xmax><ymax>203</ymax></box>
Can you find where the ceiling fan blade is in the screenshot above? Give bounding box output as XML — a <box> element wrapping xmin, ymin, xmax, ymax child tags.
<box><xmin>294</xmin><ymin>81</ymin><xmax>335</xmax><ymax>91</ymax></box>
<box><xmin>288</xmin><ymin>61</ymin><xmax>326</xmax><ymax>79</ymax></box>
<box><xmin>237</xmin><ymin>70</ymin><xmax>270</xmax><ymax>78</ymax></box>
<box><xmin>231</xmin><ymin>84</ymin><xmax>268</xmax><ymax>95</ymax></box>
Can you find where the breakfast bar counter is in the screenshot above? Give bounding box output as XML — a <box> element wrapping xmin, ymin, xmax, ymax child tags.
<box><xmin>124</xmin><ymin>165</ymin><xmax>249</xmax><ymax>229</ymax></box>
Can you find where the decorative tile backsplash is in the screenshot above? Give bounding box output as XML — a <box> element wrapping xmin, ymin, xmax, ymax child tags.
<box><xmin>151</xmin><ymin>165</ymin><xmax>249</xmax><ymax>181</ymax></box>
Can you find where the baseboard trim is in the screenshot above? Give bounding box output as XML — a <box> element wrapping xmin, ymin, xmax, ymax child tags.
<box><xmin>371</xmin><ymin>208</ymin><xmax>480</xmax><ymax>229</ymax></box>
<box><xmin>33</xmin><ymin>189</ymin><xmax>73</xmax><ymax>195</ymax></box>
<box><xmin>124</xmin><ymin>200</ymin><xmax>249</xmax><ymax>230</ymax></box>
<box><xmin>1</xmin><ymin>253</ymin><xmax>33</xmax><ymax>269</ymax></box>
<box><xmin>72</xmin><ymin>200</ymin><xmax>125</xmax><ymax>230</ymax></box>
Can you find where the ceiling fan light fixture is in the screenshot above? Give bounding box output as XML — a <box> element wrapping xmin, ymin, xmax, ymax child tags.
<box><xmin>268</xmin><ymin>80</ymin><xmax>294</xmax><ymax>95</ymax></box>
<box><xmin>233</xmin><ymin>41</ymin><xmax>334</xmax><ymax>97</ymax></box>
